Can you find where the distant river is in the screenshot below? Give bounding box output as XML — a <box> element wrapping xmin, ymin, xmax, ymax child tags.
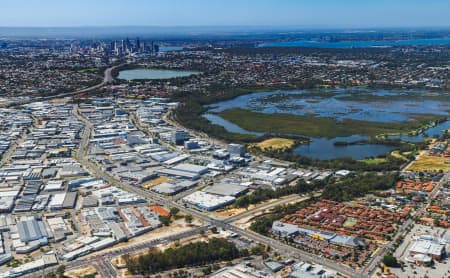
<box><xmin>258</xmin><ymin>38</ymin><xmax>450</xmax><ymax>48</ymax></box>
<box><xmin>117</xmin><ymin>69</ymin><xmax>200</xmax><ymax>80</ymax></box>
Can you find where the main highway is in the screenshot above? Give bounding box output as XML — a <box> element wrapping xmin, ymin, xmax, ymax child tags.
<box><xmin>70</xmin><ymin>107</ymin><xmax>364</xmax><ymax>278</ymax></box>
<box><xmin>9</xmin><ymin>62</ymin><xmax>126</xmax><ymax>107</ymax></box>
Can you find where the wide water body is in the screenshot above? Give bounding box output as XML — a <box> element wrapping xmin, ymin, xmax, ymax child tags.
<box><xmin>204</xmin><ymin>88</ymin><xmax>450</xmax><ymax>160</ymax></box>
<box><xmin>258</xmin><ymin>38</ymin><xmax>450</xmax><ymax>48</ymax></box>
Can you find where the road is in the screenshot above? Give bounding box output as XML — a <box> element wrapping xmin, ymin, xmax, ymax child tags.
<box><xmin>9</xmin><ymin>63</ymin><xmax>126</xmax><ymax>107</ymax></box>
<box><xmin>0</xmin><ymin>119</ymin><xmax>32</xmax><ymax>166</ymax></box>
<box><xmin>75</xmin><ymin>156</ymin><xmax>360</xmax><ymax>277</ymax></box>
<box><xmin>363</xmin><ymin>171</ymin><xmax>449</xmax><ymax>277</ymax></box>
<box><xmin>25</xmin><ymin>226</ymin><xmax>209</xmax><ymax>278</ymax></box>
<box><xmin>5</xmin><ymin>64</ymin><xmax>361</xmax><ymax>278</ymax></box>
<box><xmin>69</xmin><ymin>106</ymin><xmax>366</xmax><ymax>278</ymax></box>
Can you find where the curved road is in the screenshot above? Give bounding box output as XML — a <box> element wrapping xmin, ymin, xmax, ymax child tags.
<box><xmin>10</xmin><ymin>63</ymin><xmax>126</xmax><ymax>106</ymax></box>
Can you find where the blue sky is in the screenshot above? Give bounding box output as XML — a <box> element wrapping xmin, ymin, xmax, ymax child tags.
<box><xmin>1</xmin><ymin>0</ymin><xmax>449</xmax><ymax>27</ymax></box>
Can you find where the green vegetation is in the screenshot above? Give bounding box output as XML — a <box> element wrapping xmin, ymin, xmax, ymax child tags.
<box><xmin>249</xmin><ymin>172</ymin><xmax>398</xmax><ymax>236</ymax></box>
<box><xmin>124</xmin><ymin>238</ymin><xmax>243</xmax><ymax>275</ymax></box>
<box><xmin>45</xmin><ymin>265</ymin><xmax>66</xmax><ymax>278</ymax></box>
<box><xmin>74</xmin><ymin>67</ymin><xmax>103</xmax><ymax>74</ymax></box>
<box><xmin>158</xmin><ymin>215</ymin><xmax>171</xmax><ymax>226</ymax></box>
<box><xmin>172</xmin><ymin>82</ymin><xmax>318</xmax><ymax>143</ymax></box>
<box><xmin>218</xmin><ymin>108</ymin><xmax>445</xmax><ymax>138</ymax></box>
<box><xmin>170</xmin><ymin>207</ymin><xmax>180</xmax><ymax>217</ymax></box>
<box><xmin>248</xmin><ymin>139</ymin><xmax>425</xmax><ymax>171</ymax></box>
<box><xmin>382</xmin><ymin>254</ymin><xmax>398</xmax><ymax>267</ymax></box>
<box><xmin>359</xmin><ymin>158</ymin><xmax>388</xmax><ymax>165</ymax></box>
<box><xmin>242</xmin><ymin>172</ymin><xmax>397</xmax><ymax>209</ymax></box>
<box><xmin>184</xmin><ymin>214</ymin><xmax>193</xmax><ymax>224</ymax></box>
<box><xmin>321</xmin><ymin>172</ymin><xmax>399</xmax><ymax>202</ymax></box>
<box><xmin>235</xmin><ymin>179</ymin><xmax>327</xmax><ymax>208</ymax></box>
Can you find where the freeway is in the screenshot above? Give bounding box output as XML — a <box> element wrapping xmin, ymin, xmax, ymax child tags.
<box><xmin>73</xmin><ymin>104</ymin><xmax>93</xmax><ymax>161</ymax></box>
<box><xmin>9</xmin><ymin>63</ymin><xmax>126</xmax><ymax>107</ymax></box>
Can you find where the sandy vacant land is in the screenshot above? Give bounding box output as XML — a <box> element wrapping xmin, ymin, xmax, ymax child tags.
<box><xmin>407</xmin><ymin>155</ymin><xmax>450</xmax><ymax>171</ymax></box>
<box><xmin>390</xmin><ymin>150</ymin><xmax>409</xmax><ymax>161</ymax></box>
<box><xmin>142</xmin><ymin>176</ymin><xmax>170</xmax><ymax>189</ymax></box>
<box><xmin>213</xmin><ymin>199</ymin><xmax>276</xmax><ymax>219</ymax></box>
<box><xmin>64</xmin><ymin>266</ymin><xmax>99</xmax><ymax>278</ymax></box>
<box><xmin>255</xmin><ymin>137</ymin><xmax>295</xmax><ymax>150</ymax></box>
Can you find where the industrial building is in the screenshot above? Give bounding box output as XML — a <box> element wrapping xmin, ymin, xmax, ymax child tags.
<box><xmin>182</xmin><ymin>191</ymin><xmax>235</xmax><ymax>211</ymax></box>
<box><xmin>227</xmin><ymin>143</ymin><xmax>246</xmax><ymax>157</ymax></box>
<box><xmin>16</xmin><ymin>218</ymin><xmax>49</xmax><ymax>243</ymax></box>
<box><xmin>203</xmin><ymin>183</ymin><xmax>248</xmax><ymax>197</ymax></box>
<box><xmin>171</xmin><ymin>130</ymin><xmax>190</xmax><ymax>145</ymax></box>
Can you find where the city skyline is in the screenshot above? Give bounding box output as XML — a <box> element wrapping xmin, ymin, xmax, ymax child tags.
<box><xmin>1</xmin><ymin>0</ymin><xmax>450</xmax><ymax>28</ymax></box>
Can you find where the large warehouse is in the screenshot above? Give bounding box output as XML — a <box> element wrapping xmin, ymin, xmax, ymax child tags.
<box><xmin>181</xmin><ymin>191</ymin><xmax>235</xmax><ymax>211</ymax></box>
<box><xmin>17</xmin><ymin>218</ymin><xmax>49</xmax><ymax>243</ymax></box>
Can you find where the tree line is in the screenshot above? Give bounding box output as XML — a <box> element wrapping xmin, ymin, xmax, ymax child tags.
<box><xmin>234</xmin><ymin>179</ymin><xmax>326</xmax><ymax>208</ymax></box>
<box><xmin>124</xmin><ymin>238</ymin><xmax>243</xmax><ymax>275</ymax></box>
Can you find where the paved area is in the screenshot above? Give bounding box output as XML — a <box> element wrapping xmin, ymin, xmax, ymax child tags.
<box><xmin>391</xmin><ymin>224</ymin><xmax>449</xmax><ymax>278</ymax></box>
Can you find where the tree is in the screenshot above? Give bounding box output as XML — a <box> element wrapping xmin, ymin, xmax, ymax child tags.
<box><xmin>382</xmin><ymin>255</ymin><xmax>397</xmax><ymax>267</ymax></box>
<box><xmin>159</xmin><ymin>215</ymin><xmax>171</xmax><ymax>226</ymax></box>
<box><xmin>56</xmin><ymin>265</ymin><xmax>66</xmax><ymax>278</ymax></box>
<box><xmin>125</xmin><ymin>238</ymin><xmax>241</xmax><ymax>275</ymax></box>
<box><xmin>170</xmin><ymin>207</ymin><xmax>180</xmax><ymax>217</ymax></box>
<box><xmin>184</xmin><ymin>214</ymin><xmax>193</xmax><ymax>224</ymax></box>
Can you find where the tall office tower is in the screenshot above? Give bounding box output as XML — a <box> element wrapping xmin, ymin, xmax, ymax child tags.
<box><xmin>136</xmin><ymin>37</ymin><xmax>141</xmax><ymax>51</ymax></box>
<box><xmin>125</xmin><ymin>37</ymin><xmax>131</xmax><ymax>52</ymax></box>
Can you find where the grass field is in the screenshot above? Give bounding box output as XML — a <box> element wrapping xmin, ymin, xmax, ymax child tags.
<box><xmin>407</xmin><ymin>155</ymin><xmax>450</xmax><ymax>171</ymax></box>
<box><xmin>359</xmin><ymin>158</ymin><xmax>388</xmax><ymax>165</ymax></box>
<box><xmin>390</xmin><ymin>150</ymin><xmax>409</xmax><ymax>161</ymax></box>
<box><xmin>218</xmin><ymin>108</ymin><xmax>442</xmax><ymax>138</ymax></box>
<box><xmin>343</xmin><ymin>218</ymin><xmax>358</xmax><ymax>228</ymax></box>
<box><xmin>255</xmin><ymin>138</ymin><xmax>295</xmax><ymax>150</ymax></box>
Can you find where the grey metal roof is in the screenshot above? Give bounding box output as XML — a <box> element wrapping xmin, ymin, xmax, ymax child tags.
<box><xmin>17</xmin><ymin>218</ymin><xmax>48</xmax><ymax>242</ymax></box>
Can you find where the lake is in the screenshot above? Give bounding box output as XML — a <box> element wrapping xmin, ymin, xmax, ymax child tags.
<box><xmin>206</xmin><ymin>88</ymin><xmax>450</xmax><ymax>123</ymax></box>
<box><xmin>258</xmin><ymin>38</ymin><xmax>450</xmax><ymax>48</ymax></box>
<box><xmin>204</xmin><ymin>88</ymin><xmax>450</xmax><ymax>160</ymax></box>
<box><xmin>117</xmin><ymin>69</ymin><xmax>200</xmax><ymax>80</ymax></box>
<box><xmin>293</xmin><ymin>135</ymin><xmax>396</xmax><ymax>160</ymax></box>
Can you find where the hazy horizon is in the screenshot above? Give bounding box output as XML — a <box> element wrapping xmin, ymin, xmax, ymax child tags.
<box><xmin>1</xmin><ymin>0</ymin><xmax>449</xmax><ymax>28</ymax></box>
